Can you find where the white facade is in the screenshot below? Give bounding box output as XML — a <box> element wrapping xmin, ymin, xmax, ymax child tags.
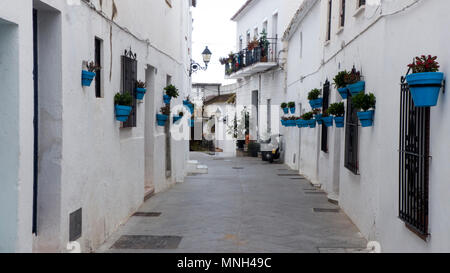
<box><xmin>230</xmin><ymin>0</ymin><xmax>304</xmax><ymax>143</ymax></box>
<box><xmin>0</xmin><ymin>0</ymin><xmax>195</xmax><ymax>253</ymax></box>
<box><xmin>282</xmin><ymin>0</ymin><xmax>450</xmax><ymax>252</ymax></box>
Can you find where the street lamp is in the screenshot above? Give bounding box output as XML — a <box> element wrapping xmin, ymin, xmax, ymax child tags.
<box><xmin>190</xmin><ymin>46</ymin><xmax>212</xmax><ymax>76</ymax></box>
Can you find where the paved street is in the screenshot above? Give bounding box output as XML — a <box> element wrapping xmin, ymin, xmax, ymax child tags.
<box><xmin>98</xmin><ymin>152</ymin><xmax>367</xmax><ymax>253</ymax></box>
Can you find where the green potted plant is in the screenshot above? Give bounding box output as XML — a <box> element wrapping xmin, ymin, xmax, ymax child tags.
<box><xmin>328</xmin><ymin>102</ymin><xmax>345</xmax><ymax>128</ymax></box>
<box><xmin>82</xmin><ymin>61</ymin><xmax>100</xmax><ymax>87</ymax></box>
<box><xmin>280</xmin><ymin>103</ymin><xmax>289</xmax><ymax>114</ymax></box>
<box><xmin>288</xmin><ymin>102</ymin><xmax>296</xmax><ymax>114</ymax></box>
<box><xmin>157</xmin><ymin>105</ymin><xmax>170</xmax><ymax>126</ymax></box>
<box><xmin>114</xmin><ymin>92</ymin><xmax>133</xmax><ymax>122</ymax></box>
<box><xmin>164</xmin><ymin>84</ymin><xmax>179</xmax><ymax>104</ymax></box>
<box><xmin>353</xmin><ymin>92</ymin><xmax>376</xmax><ymax>127</ymax></box>
<box><xmin>301</xmin><ymin>112</ymin><xmax>316</xmax><ymax>128</ymax></box>
<box><xmin>345</xmin><ymin>68</ymin><xmax>365</xmax><ymax>96</ymax></box>
<box><xmin>406</xmin><ymin>55</ymin><xmax>444</xmax><ymax>107</ymax></box>
<box><xmin>308</xmin><ymin>89</ymin><xmax>323</xmax><ymax>109</ymax></box>
<box><xmin>136</xmin><ymin>80</ymin><xmax>147</xmax><ymax>100</ymax></box>
<box><xmin>333</xmin><ymin>71</ymin><xmax>349</xmax><ymax>99</ymax></box>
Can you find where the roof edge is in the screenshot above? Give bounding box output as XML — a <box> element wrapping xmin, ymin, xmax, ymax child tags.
<box><xmin>231</xmin><ymin>0</ymin><xmax>256</xmax><ymax>21</ymax></box>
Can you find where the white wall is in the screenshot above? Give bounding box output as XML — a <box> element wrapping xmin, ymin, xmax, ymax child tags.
<box><xmin>0</xmin><ymin>0</ymin><xmax>193</xmax><ymax>253</ymax></box>
<box><xmin>285</xmin><ymin>0</ymin><xmax>450</xmax><ymax>252</ymax></box>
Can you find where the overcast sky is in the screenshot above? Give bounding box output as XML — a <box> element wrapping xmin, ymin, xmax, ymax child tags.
<box><xmin>191</xmin><ymin>0</ymin><xmax>247</xmax><ymax>85</ymax></box>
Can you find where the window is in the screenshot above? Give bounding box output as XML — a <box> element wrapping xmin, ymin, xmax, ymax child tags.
<box><xmin>246</xmin><ymin>31</ymin><xmax>251</xmax><ymax>44</ymax></box>
<box><xmin>321</xmin><ymin>81</ymin><xmax>330</xmax><ymax>153</ymax></box>
<box><xmin>263</xmin><ymin>20</ymin><xmax>268</xmax><ymax>33</ymax></box>
<box><xmin>95</xmin><ymin>37</ymin><xmax>102</xmax><ymax>98</ymax></box>
<box><xmin>254</xmin><ymin>27</ymin><xmax>259</xmax><ymax>39</ymax></box>
<box><xmin>272</xmin><ymin>13</ymin><xmax>278</xmax><ymax>39</ymax></box>
<box><xmin>326</xmin><ymin>0</ymin><xmax>332</xmax><ymax>41</ymax></box>
<box><xmin>399</xmin><ymin>79</ymin><xmax>430</xmax><ymax>239</ymax></box>
<box><xmin>358</xmin><ymin>0</ymin><xmax>366</xmax><ymax>8</ymax></box>
<box><xmin>340</xmin><ymin>0</ymin><xmax>346</xmax><ymax>27</ymax></box>
<box><xmin>344</xmin><ymin>95</ymin><xmax>359</xmax><ymax>174</ymax></box>
<box><xmin>122</xmin><ymin>53</ymin><xmax>137</xmax><ymax>128</ymax></box>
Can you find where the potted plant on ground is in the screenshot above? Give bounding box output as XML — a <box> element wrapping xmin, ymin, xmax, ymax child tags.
<box><xmin>280</xmin><ymin>103</ymin><xmax>289</xmax><ymax>114</ymax></box>
<box><xmin>136</xmin><ymin>80</ymin><xmax>147</xmax><ymax>100</ymax></box>
<box><xmin>406</xmin><ymin>55</ymin><xmax>444</xmax><ymax>107</ymax></box>
<box><xmin>301</xmin><ymin>112</ymin><xmax>316</xmax><ymax>128</ymax></box>
<box><xmin>308</xmin><ymin>89</ymin><xmax>323</xmax><ymax>109</ymax></box>
<box><xmin>333</xmin><ymin>71</ymin><xmax>349</xmax><ymax>99</ymax></box>
<box><xmin>328</xmin><ymin>102</ymin><xmax>345</xmax><ymax>128</ymax></box>
<box><xmin>164</xmin><ymin>84</ymin><xmax>179</xmax><ymax>104</ymax></box>
<box><xmin>353</xmin><ymin>92</ymin><xmax>376</xmax><ymax>127</ymax></box>
<box><xmin>321</xmin><ymin>110</ymin><xmax>334</xmax><ymax>127</ymax></box>
<box><xmin>345</xmin><ymin>68</ymin><xmax>365</xmax><ymax>96</ymax></box>
<box><xmin>82</xmin><ymin>61</ymin><xmax>100</xmax><ymax>87</ymax></box>
<box><xmin>114</xmin><ymin>92</ymin><xmax>132</xmax><ymax>122</ymax></box>
<box><xmin>288</xmin><ymin>102</ymin><xmax>296</xmax><ymax>114</ymax></box>
<box><xmin>156</xmin><ymin>105</ymin><xmax>170</xmax><ymax>126</ymax></box>
<box><xmin>173</xmin><ymin>111</ymin><xmax>184</xmax><ymax>124</ymax></box>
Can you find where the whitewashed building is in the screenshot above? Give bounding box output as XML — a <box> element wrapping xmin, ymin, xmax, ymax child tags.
<box><xmin>282</xmin><ymin>0</ymin><xmax>450</xmax><ymax>252</ymax></box>
<box><xmin>0</xmin><ymin>0</ymin><xmax>196</xmax><ymax>253</ymax></box>
<box><xmin>227</xmin><ymin>0</ymin><xmax>304</xmax><ymax>143</ymax></box>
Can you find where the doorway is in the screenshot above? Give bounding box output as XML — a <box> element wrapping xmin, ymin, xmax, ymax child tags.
<box><xmin>0</xmin><ymin>17</ymin><xmax>19</xmax><ymax>251</ymax></box>
<box><xmin>32</xmin><ymin>2</ymin><xmax>62</xmax><ymax>250</ymax></box>
<box><xmin>144</xmin><ymin>66</ymin><xmax>156</xmax><ymax>197</ymax></box>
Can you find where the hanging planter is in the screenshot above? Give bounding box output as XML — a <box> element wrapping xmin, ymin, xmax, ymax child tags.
<box><xmin>136</xmin><ymin>80</ymin><xmax>147</xmax><ymax>100</ymax></box>
<box><xmin>308</xmin><ymin>119</ymin><xmax>317</xmax><ymax>128</ymax></box>
<box><xmin>163</xmin><ymin>95</ymin><xmax>172</xmax><ymax>104</ymax></box>
<box><xmin>344</xmin><ymin>68</ymin><xmax>365</xmax><ymax>96</ymax></box>
<box><xmin>281</xmin><ymin>119</ymin><xmax>287</xmax><ymax>127</ymax></box>
<box><xmin>327</xmin><ymin>102</ymin><xmax>345</xmax><ymax>128</ymax></box>
<box><xmin>406</xmin><ymin>55</ymin><xmax>444</xmax><ymax>107</ymax></box>
<box><xmin>314</xmin><ymin>112</ymin><xmax>323</xmax><ymax>125</ymax></box>
<box><xmin>82</xmin><ymin>61</ymin><xmax>100</xmax><ymax>87</ymax></box>
<box><xmin>288</xmin><ymin>102</ymin><xmax>296</xmax><ymax>114</ymax></box>
<box><xmin>296</xmin><ymin>119</ymin><xmax>303</xmax><ymax>128</ymax></box>
<box><xmin>308</xmin><ymin>89</ymin><xmax>323</xmax><ymax>109</ymax></box>
<box><xmin>322</xmin><ymin>116</ymin><xmax>334</xmax><ymax>127</ymax></box>
<box><xmin>156</xmin><ymin>114</ymin><xmax>168</xmax><ymax>126</ymax></box>
<box><xmin>281</xmin><ymin>103</ymin><xmax>289</xmax><ymax>114</ymax></box>
<box><xmin>334</xmin><ymin>117</ymin><xmax>345</xmax><ymax>128</ymax></box>
<box><xmin>164</xmin><ymin>84</ymin><xmax>179</xmax><ymax>104</ymax></box>
<box><xmin>114</xmin><ymin>92</ymin><xmax>132</xmax><ymax>122</ymax></box>
<box><xmin>347</xmin><ymin>81</ymin><xmax>366</xmax><ymax>96</ymax></box>
<box><xmin>334</xmin><ymin>71</ymin><xmax>350</xmax><ymax>99</ymax></box>
<box><xmin>353</xmin><ymin>92</ymin><xmax>376</xmax><ymax>127</ymax></box>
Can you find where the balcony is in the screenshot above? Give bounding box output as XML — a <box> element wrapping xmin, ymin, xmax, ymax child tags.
<box><xmin>224</xmin><ymin>38</ymin><xmax>278</xmax><ymax>79</ymax></box>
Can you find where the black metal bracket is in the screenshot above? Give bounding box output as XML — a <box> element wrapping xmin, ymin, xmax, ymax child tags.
<box><xmin>124</xmin><ymin>47</ymin><xmax>137</xmax><ymax>60</ymax></box>
<box><xmin>189</xmin><ymin>59</ymin><xmax>207</xmax><ymax>77</ymax></box>
<box><xmin>442</xmin><ymin>79</ymin><xmax>446</xmax><ymax>94</ymax></box>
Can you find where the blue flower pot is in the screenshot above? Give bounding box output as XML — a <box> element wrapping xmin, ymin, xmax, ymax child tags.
<box><xmin>136</xmin><ymin>87</ymin><xmax>147</xmax><ymax>100</ymax></box>
<box><xmin>290</xmin><ymin>107</ymin><xmax>296</xmax><ymax>114</ymax></box>
<box><xmin>115</xmin><ymin>105</ymin><xmax>132</xmax><ymax>122</ymax></box>
<box><xmin>338</xmin><ymin>87</ymin><xmax>348</xmax><ymax>99</ymax></box>
<box><xmin>322</xmin><ymin>116</ymin><xmax>334</xmax><ymax>127</ymax></box>
<box><xmin>357</xmin><ymin>110</ymin><xmax>375</xmax><ymax>127</ymax></box>
<box><xmin>309</xmin><ymin>120</ymin><xmax>316</xmax><ymax>128</ymax></box>
<box><xmin>82</xmin><ymin>70</ymin><xmax>96</xmax><ymax>87</ymax></box>
<box><xmin>309</xmin><ymin>98</ymin><xmax>323</xmax><ymax>109</ymax></box>
<box><xmin>347</xmin><ymin>81</ymin><xmax>365</xmax><ymax>96</ymax></box>
<box><xmin>282</xmin><ymin>108</ymin><xmax>289</xmax><ymax>114</ymax></box>
<box><xmin>406</xmin><ymin>72</ymin><xmax>444</xmax><ymax>107</ymax></box>
<box><xmin>183</xmin><ymin>100</ymin><xmax>190</xmax><ymax>105</ymax></box>
<box><xmin>315</xmin><ymin>114</ymin><xmax>323</xmax><ymax>125</ymax></box>
<box><xmin>163</xmin><ymin>95</ymin><xmax>172</xmax><ymax>104</ymax></box>
<box><xmin>156</xmin><ymin>114</ymin><xmax>168</xmax><ymax>126</ymax></box>
<box><xmin>173</xmin><ymin>116</ymin><xmax>182</xmax><ymax>124</ymax></box>
<box><xmin>281</xmin><ymin>120</ymin><xmax>286</xmax><ymax>127</ymax></box>
<box><xmin>334</xmin><ymin>116</ymin><xmax>345</xmax><ymax>128</ymax></box>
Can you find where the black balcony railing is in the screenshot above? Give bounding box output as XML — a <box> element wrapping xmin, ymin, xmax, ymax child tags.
<box><xmin>225</xmin><ymin>37</ymin><xmax>278</xmax><ymax>76</ymax></box>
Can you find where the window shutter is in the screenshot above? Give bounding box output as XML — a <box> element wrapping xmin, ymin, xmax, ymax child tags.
<box><xmin>321</xmin><ymin>81</ymin><xmax>330</xmax><ymax>153</ymax></box>
<box><xmin>344</xmin><ymin>96</ymin><xmax>359</xmax><ymax>174</ymax></box>
<box><xmin>122</xmin><ymin>54</ymin><xmax>137</xmax><ymax>128</ymax></box>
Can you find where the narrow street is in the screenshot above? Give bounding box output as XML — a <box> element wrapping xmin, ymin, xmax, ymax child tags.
<box><xmin>98</xmin><ymin>153</ymin><xmax>367</xmax><ymax>253</ymax></box>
